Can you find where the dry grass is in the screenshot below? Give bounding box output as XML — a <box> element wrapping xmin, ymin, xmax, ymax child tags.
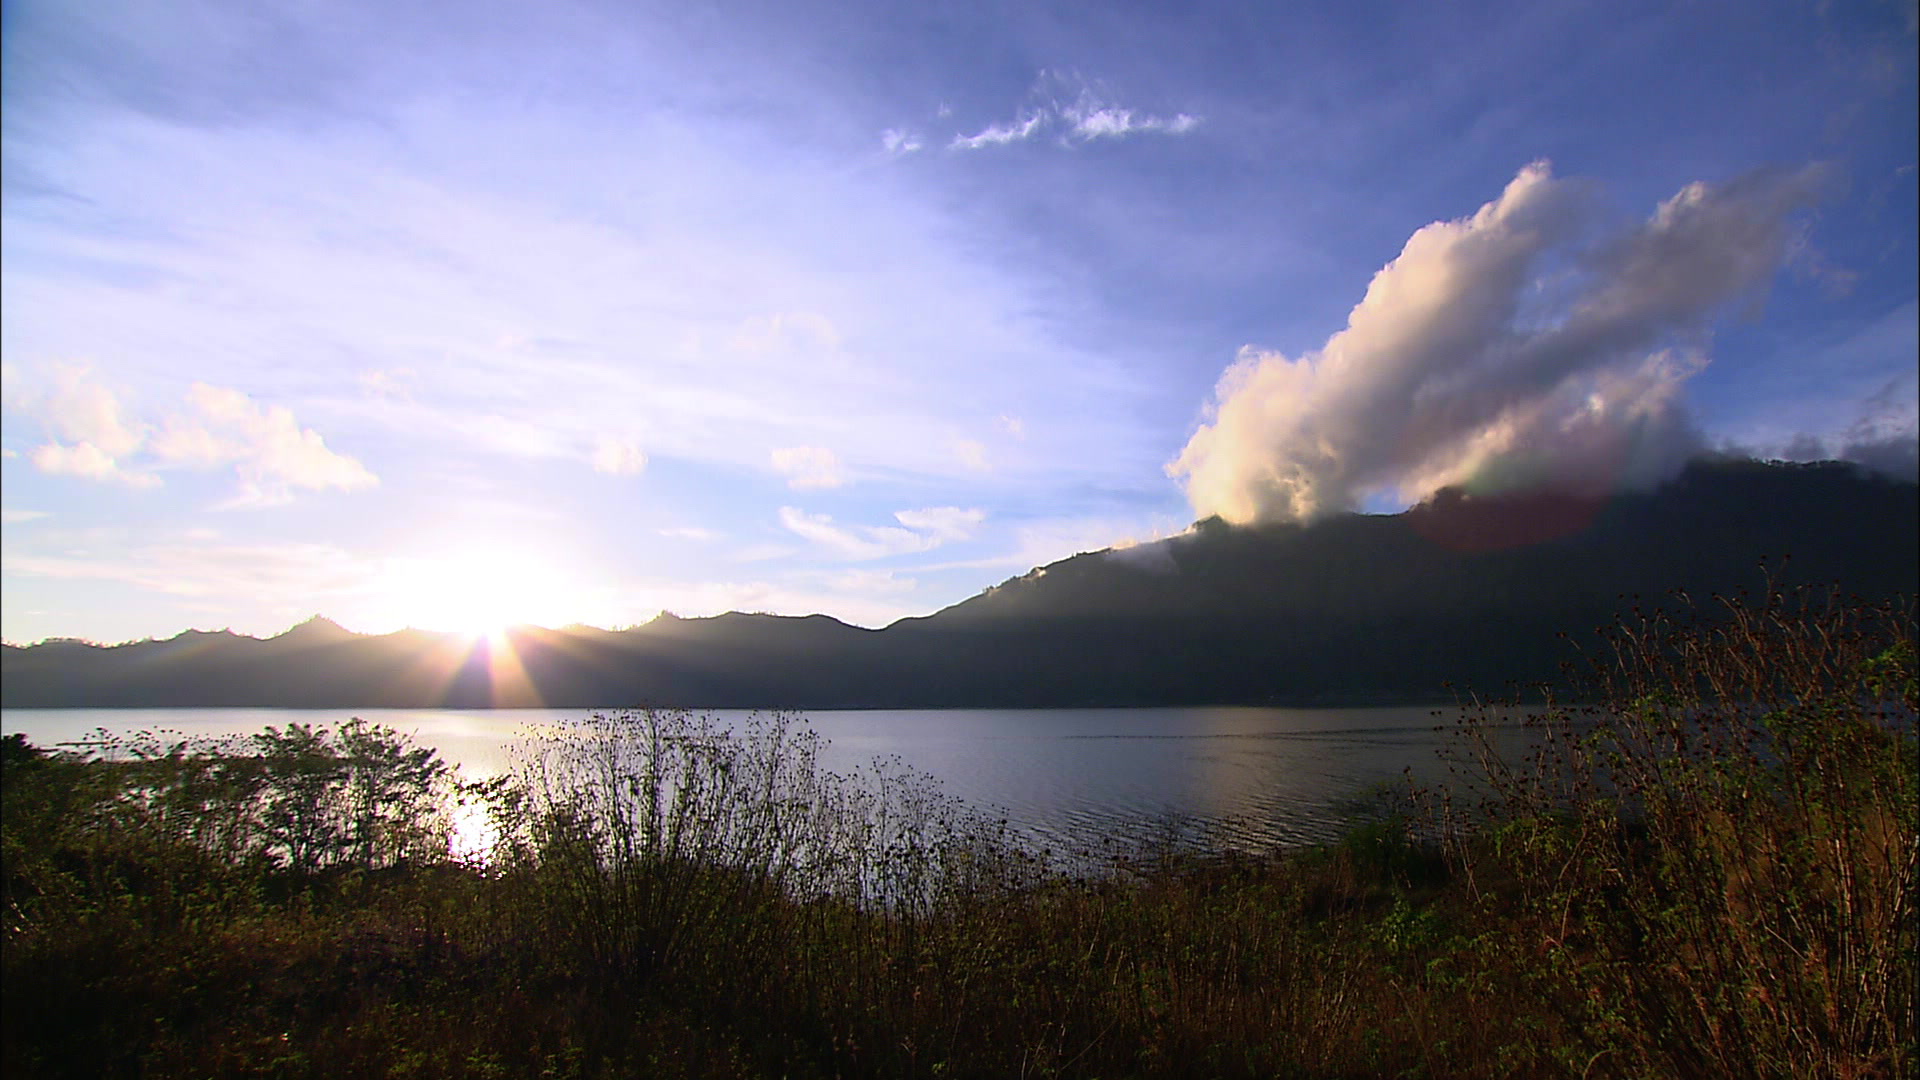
<box><xmin>4</xmin><ymin>587</ymin><xmax>1912</xmax><ymax>1078</ymax></box>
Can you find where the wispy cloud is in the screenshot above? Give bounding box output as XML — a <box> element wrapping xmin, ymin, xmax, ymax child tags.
<box><xmin>947</xmin><ymin>73</ymin><xmax>1201</xmax><ymax>150</ymax></box>
<box><xmin>1062</xmin><ymin>102</ymin><xmax>1200</xmax><ymax>142</ymax></box>
<box><xmin>771</xmin><ymin>445</ymin><xmax>847</xmax><ymax>490</ymax></box>
<box><xmin>1</xmin><ymin>537</ymin><xmax>375</xmax><ymax>638</ymax></box>
<box><xmin>2</xmin><ymin>510</ymin><xmax>51</xmax><ymax>524</ymax></box>
<box><xmin>951</xmin><ymin>112</ymin><xmax>1048</xmax><ymax>149</ymax></box>
<box><xmin>881</xmin><ymin>128</ymin><xmax>924</xmax><ymax>156</ymax></box>
<box><xmin>892</xmin><ymin>505</ymin><xmax>986</xmax><ymax>541</ymax></box>
<box><xmin>778</xmin><ymin>504</ymin><xmax>987</xmax><ymax>560</ymax></box>
<box><xmin>778</xmin><ymin>506</ymin><xmax>937</xmax><ymax>560</ymax></box>
<box><xmin>921</xmin><ymin>513</ymin><xmax>1182</xmax><ymax>571</ymax></box>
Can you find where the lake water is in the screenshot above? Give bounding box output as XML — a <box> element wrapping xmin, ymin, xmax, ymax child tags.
<box><xmin>0</xmin><ymin>705</ymin><xmax>1520</xmax><ymax>854</ymax></box>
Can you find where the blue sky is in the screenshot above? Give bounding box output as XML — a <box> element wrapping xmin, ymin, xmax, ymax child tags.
<box><xmin>3</xmin><ymin>0</ymin><xmax>1915</xmax><ymax>644</ymax></box>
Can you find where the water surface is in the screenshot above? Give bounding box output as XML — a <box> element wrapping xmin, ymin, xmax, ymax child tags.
<box><xmin>2</xmin><ymin>705</ymin><xmax>1510</xmax><ymax>853</ymax></box>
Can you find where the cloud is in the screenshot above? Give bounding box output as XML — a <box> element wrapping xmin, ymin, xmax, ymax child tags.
<box><xmin>881</xmin><ymin>128</ymin><xmax>924</xmax><ymax>155</ymax></box>
<box><xmin>778</xmin><ymin>507</ymin><xmax>938</xmax><ymax>560</ymax></box>
<box><xmin>949</xmin><ymin>73</ymin><xmax>1200</xmax><ymax>151</ymax></box>
<box><xmin>892</xmin><ymin>506</ymin><xmax>986</xmax><ymax>541</ymax></box>
<box><xmin>1761</xmin><ymin>373</ymin><xmax>1920</xmax><ymax>480</ymax></box>
<box><xmin>10</xmin><ymin>362</ymin><xmax>157</xmax><ymax>486</ymax></box>
<box><xmin>153</xmin><ymin>383</ymin><xmax>378</xmax><ymax>506</ymax></box>
<box><xmin>2</xmin><ymin>509</ymin><xmax>51</xmax><ymax>524</ymax></box>
<box><xmin>771</xmin><ymin>445</ymin><xmax>847</xmax><ymax>490</ymax></box>
<box><xmin>822</xmin><ymin>568</ymin><xmax>918</xmax><ymax>595</ymax></box>
<box><xmin>1170</xmin><ymin>162</ymin><xmax>1826</xmax><ymax>524</ymax></box>
<box><xmin>590</xmin><ymin>436</ymin><xmax>648</xmax><ymax>475</ymax></box>
<box><xmin>954</xmin><ymin>438</ymin><xmax>990</xmax><ymax>471</ymax></box>
<box><xmin>31</xmin><ymin>442</ymin><xmax>162</xmax><ymax>487</ymax></box>
<box><xmin>778</xmin><ymin>504</ymin><xmax>986</xmax><ymax>560</ymax></box>
<box><xmin>657</xmin><ymin>526</ymin><xmax>720</xmax><ymax>541</ymax></box>
<box><xmin>925</xmin><ymin>513</ymin><xmax>1182</xmax><ymax>571</ymax></box>
<box><xmin>4</xmin><ymin>365</ymin><xmax>377</xmax><ymax>503</ymax></box>
<box><xmin>951</xmin><ymin>113</ymin><xmax>1047</xmax><ymax>149</ymax></box>
<box><xmin>1</xmin><ymin>538</ymin><xmax>373</xmax><ymax>633</ymax></box>
<box><xmin>1062</xmin><ymin>102</ymin><xmax>1200</xmax><ymax>142</ymax></box>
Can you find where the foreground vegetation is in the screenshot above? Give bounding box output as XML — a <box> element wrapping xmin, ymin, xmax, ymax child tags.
<box><xmin>4</xmin><ymin>588</ymin><xmax>1914</xmax><ymax>1078</ymax></box>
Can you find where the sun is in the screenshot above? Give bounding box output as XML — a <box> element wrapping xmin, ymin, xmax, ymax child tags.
<box><xmin>379</xmin><ymin>547</ymin><xmax>584</xmax><ymax>639</ymax></box>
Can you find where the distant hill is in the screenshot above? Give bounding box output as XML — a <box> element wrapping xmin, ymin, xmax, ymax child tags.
<box><xmin>4</xmin><ymin>459</ymin><xmax>1914</xmax><ymax>709</ymax></box>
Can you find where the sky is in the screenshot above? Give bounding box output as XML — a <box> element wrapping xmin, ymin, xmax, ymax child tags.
<box><xmin>2</xmin><ymin>0</ymin><xmax>1915</xmax><ymax>645</ymax></box>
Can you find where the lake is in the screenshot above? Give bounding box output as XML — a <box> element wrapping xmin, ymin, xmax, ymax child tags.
<box><xmin>0</xmin><ymin>705</ymin><xmax>1524</xmax><ymax>855</ymax></box>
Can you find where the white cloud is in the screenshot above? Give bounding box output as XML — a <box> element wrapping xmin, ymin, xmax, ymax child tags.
<box><xmin>892</xmin><ymin>506</ymin><xmax>986</xmax><ymax>541</ymax></box>
<box><xmin>778</xmin><ymin>505</ymin><xmax>986</xmax><ymax>560</ymax></box>
<box><xmin>590</xmin><ymin>436</ymin><xmax>648</xmax><ymax>475</ymax></box>
<box><xmin>881</xmin><ymin>128</ymin><xmax>924</xmax><ymax>155</ymax></box>
<box><xmin>954</xmin><ymin>437</ymin><xmax>990</xmax><ymax>471</ymax></box>
<box><xmin>4</xmin><ymin>365</ymin><xmax>376</xmax><ymax>503</ymax></box>
<box><xmin>1171</xmin><ymin>162</ymin><xmax>1825</xmax><ymax>524</ymax></box>
<box><xmin>1063</xmin><ymin>102</ymin><xmax>1201</xmax><ymax>142</ymax></box>
<box><xmin>998</xmin><ymin>414</ymin><xmax>1026</xmax><ymax>439</ymax></box>
<box><xmin>771</xmin><ymin>445</ymin><xmax>846</xmax><ymax>490</ymax></box>
<box><xmin>10</xmin><ymin>362</ymin><xmax>157</xmax><ymax>486</ymax></box>
<box><xmin>949</xmin><ymin>74</ymin><xmax>1201</xmax><ymax>151</ymax></box>
<box><xmin>31</xmin><ymin>442</ymin><xmax>162</xmax><ymax>487</ymax></box>
<box><xmin>2</xmin><ymin>509</ymin><xmax>51</xmax><ymax>524</ymax></box>
<box><xmin>951</xmin><ymin>112</ymin><xmax>1047</xmax><ymax>150</ymax></box>
<box><xmin>921</xmin><ymin>513</ymin><xmax>1181</xmax><ymax>572</ymax></box>
<box><xmin>1</xmin><ymin>538</ymin><xmax>374</xmax><ymax>632</ymax></box>
<box><xmin>154</xmin><ymin>383</ymin><xmax>378</xmax><ymax>506</ymax></box>
<box><xmin>657</xmin><ymin>526</ymin><xmax>720</xmax><ymax>541</ymax></box>
<box><xmin>821</xmin><ymin>568</ymin><xmax>918</xmax><ymax>595</ymax></box>
<box><xmin>778</xmin><ymin>506</ymin><xmax>937</xmax><ymax>559</ymax></box>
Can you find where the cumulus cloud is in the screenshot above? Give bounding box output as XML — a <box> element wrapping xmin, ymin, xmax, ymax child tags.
<box><xmin>10</xmin><ymin>362</ymin><xmax>156</xmax><ymax>486</ymax></box>
<box><xmin>4</xmin><ymin>365</ymin><xmax>377</xmax><ymax>503</ymax></box>
<box><xmin>153</xmin><ymin>383</ymin><xmax>378</xmax><ymax>506</ymax></box>
<box><xmin>590</xmin><ymin>436</ymin><xmax>648</xmax><ymax>475</ymax></box>
<box><xmin>771</xmin><ymin>445</ymin><xmax>846</xmax><ymax>490</ymax></box>
<box><xmin>1170</xmin><ymin>162</ymin><xmax>1826</xmax><ymax>524</ymax></box>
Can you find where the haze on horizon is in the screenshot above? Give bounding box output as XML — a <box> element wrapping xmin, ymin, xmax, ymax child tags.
<box><xmin>3</xmin><ymin>0</ymin><xmax>1916</xmax><ymax>647</ymax></box>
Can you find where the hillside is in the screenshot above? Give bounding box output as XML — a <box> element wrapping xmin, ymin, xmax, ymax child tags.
<box><xmin>4</xmin><ymin>459</ymin><xmax>1914</xmax><ymax>709</ymax></box>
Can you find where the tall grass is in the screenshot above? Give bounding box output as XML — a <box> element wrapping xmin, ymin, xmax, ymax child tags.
<box><xmin>1431</xmin><ymin>586</ymin><xmax>1917</xmax><ymax>1077</ymax></box>
<box><xmin>3</xmin><ymin>587</ymin><xmax>1913</xmax><ymax>1078</ymax></box>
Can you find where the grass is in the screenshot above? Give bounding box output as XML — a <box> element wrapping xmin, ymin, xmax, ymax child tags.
<box><xmin>3</xmin><ymin>587</ymin><xmax>1913</xmax><ymax>1078</ymax></box>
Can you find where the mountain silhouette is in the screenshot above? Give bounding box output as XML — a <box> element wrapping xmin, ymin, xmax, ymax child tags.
<box><xmin>4</xmin><ymin>458</ymin><xmax>1914</xmax><ymax>709</ymax></box>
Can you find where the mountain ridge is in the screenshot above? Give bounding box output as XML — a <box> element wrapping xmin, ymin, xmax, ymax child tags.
<box><xmin>5</xmin><ymin>458</ymin><xmax>1914</xmax><ymax>709</ymax></box>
